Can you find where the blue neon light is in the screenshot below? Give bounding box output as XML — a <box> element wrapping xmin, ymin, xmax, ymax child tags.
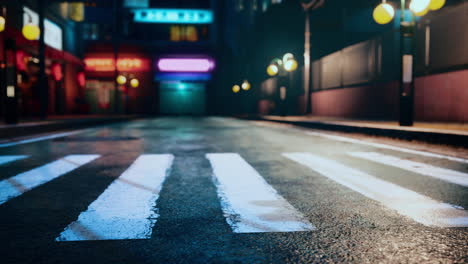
<box><xmin>133</xmin><ymin>9</ymin><xmax>213</xmax><ymax>24</ymax></box>
<box><xmin>155</xmin><ymin>73</ymin><xmax>212</xmax><ymax>81</ymax></box>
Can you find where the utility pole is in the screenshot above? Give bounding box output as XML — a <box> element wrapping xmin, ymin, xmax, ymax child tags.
<box><xmin>300</xmin><ymin>0</ymin><xmax>324</xmax><ymax>115</ymax></box>
<box><xmin>113</xmin><ymin>0</ymin><xmax>120</xmax><ymax>114</ymax></box>
<box><xmin>38</xmin><ymin>0</ymin><xmax>47</xmax><ymax>119</ymax></box>
<box><xmin>399</xmin><ymin>0</ymin><xmax>415</xmax><ymax>126</ymax></box>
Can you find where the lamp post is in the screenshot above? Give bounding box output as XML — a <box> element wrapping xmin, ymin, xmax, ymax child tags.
<box><xmin>300</xmin><ymin>0</ymin><xmax>325</xmax><ymax>115</ymax></box>
<box><xmin>116</xmin><ymin>74</ymin><xmax>139</xmax><ymax>114</ymax></box>
<box><xmin>372</xmin><ymin>0</ymin><xmax>445</xmax><ymax>126</ymax></box>
<box><xmin>266</xmin><ymin>53</ymin><xmax>298</xmax><ymax>116</ymax></box>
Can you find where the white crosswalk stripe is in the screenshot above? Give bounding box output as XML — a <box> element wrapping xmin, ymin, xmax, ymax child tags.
<box><xmin>0</xmin><ymin>155</ymin><xmax>28</xmax><ymax>166</ymax></box>
<box><xmin>206</xmin><ymin>153</ymin><xmax>315</xmax><ymax>233</ymax></box>
<box><xmin>56</xmin><ymin>154</ymin><xmax>174</xmax><ymax>241</ymax></box>
<box><xmin>348</xmin><ymin>152</ymin><xmax>468</xmax><ymax>187</ymax></box>
<box><xmin>1</xmin><ymin>151</ymin><xmax>466</xmax><ymax>241</ymax></box>
<box><xmin>304</xmin><ymin>131</ymin><xmax>468</xmax><ymax>164</ymax></box>
<box><xmin>283</xmin><ymin>152</ymin><xmax>468</xmax><ymax>227</ymax></box>
<box><xmin>0</xmin><ymin>155</ymin><xmax>100</xmax><ymax>206</ymax></box>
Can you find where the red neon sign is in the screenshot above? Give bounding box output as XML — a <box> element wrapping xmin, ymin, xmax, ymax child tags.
<box><xmin>84</xmin><ymin>58</ymin><xmax>150</xmax><ymax>72</ymax></box>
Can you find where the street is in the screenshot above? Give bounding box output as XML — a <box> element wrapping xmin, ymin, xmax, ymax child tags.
<box><xmin>0</xmin><ymin>117</ymin><xmax>467</xmax><ymax>263</ymax></box>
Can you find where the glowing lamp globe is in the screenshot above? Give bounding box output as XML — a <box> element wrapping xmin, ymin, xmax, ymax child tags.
<box><xmin>116</xmin><ymin>75</ymin><xmax>127</xmax><ymax>85</ymax></box>
<box><xmin>284</xmin><ymin>59</ymin><xmax>298</xmax><ymax>72</ymax></box>
<box><xmin>232</xmin><ymin>85</ymin><xmax>240</xmax><ymax>93</ymax></box>
<box><xmin>267</xmin><ymin>64</ymin><xmax>279</xmax><ymax>76</ymax></box>
<box><xmin>373</xmin><ymin>3</ymin><xmax>395</xmax><ymax>25</ymax></box>
<box><xmin>241</xmin><ymin>80</ymin><xmax>251</xmax><ymax>91</ymax></box>
<box><xmin>282</xmin><ymin>53</ymin><xmax>294</xmax><ymax>64</ymax></box>
<box><xmin>22</xmin><ymin>23</ymin><xmax>40</xmax><ymax>40</ymax></box>
<box><xmin>130</xmin><ymin>78</ymin><xmax>139</xmax><ymax>88</ymax></box>
<box><xmin>429</xmin><ymin>0</ymin><xmax>445</xmax><ymax>10</ymax></box>
<box><xmin>0</xmin><ymin>16</ymin><xmax>5</xmax><ymax>32</ymax></box>
<box><xmin>413</xmin><ymin>7</ymin><xmax>429</xmax><ymax>16</ymax></box>
<box><xmin>410</xmin><ymin>0</ymin><xmax>430</xmax><ymax>14</ymax></box>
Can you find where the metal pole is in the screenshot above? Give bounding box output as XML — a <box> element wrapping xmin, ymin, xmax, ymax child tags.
<box><xmin>303</xmin><ymin>10</ymin><xmax>311</xmax><ymax>114</ymax></box>
<box><xmin>1</xmin><ymin>6</ymin><xmax>6</xmax><ymax>118</ymax></box>
<box><xmin>399</xmin><ymin>0</ymin><xmax>414</xmax><ymax>126</ymax></box>
<box><xmin>113</xmin><ymin>0</ymin><xmax>120</xmax><ymax>114</ymax></box>
<box><xmin>38</xmin><ymin>0</ymin><xmax>47</xmax><ymax>119</ymax></box>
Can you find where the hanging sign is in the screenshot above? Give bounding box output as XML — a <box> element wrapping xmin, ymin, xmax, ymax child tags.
<box><xmin>132</xmin><ymin>9</ymin><xmax>213</xmax><ymax>24</ymax></box>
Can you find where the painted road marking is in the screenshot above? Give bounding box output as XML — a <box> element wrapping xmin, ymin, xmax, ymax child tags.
<box><xmin>0</xmin><ymin>155</ymin><xmax>28</xmax><ymax>165</ymax></box>
<box><xmin>305</xmin><ymin>131</ymin><xmax>468</xmax><ymax>164</ymax></box>
<box><xmin>56</xmin><ymin>154</ymin><xmax>174</xmax><ymax>241</ymax></box>
<box><xmin>349</xmin><ymin>152</ymin><xmax>468</xmax><ymax>187</ymax></box>
<box><xmin>206</xmin><ymin>153</ymin><xmax>315</xmax><ymax>233</ymax></box>
<box><xmin>283</xmin><ymin>152</ymin><xmax>468</xmax><ymax>227</ymax></box>
<box><xmin>0</xmin><ymin>155</ymin><xmax>100</xmax><ymax>205</ymax></box>
<box><xmin>0</xmin><ymin>130</ymin><xmax>87</xmax><ymax>148</ymax></box>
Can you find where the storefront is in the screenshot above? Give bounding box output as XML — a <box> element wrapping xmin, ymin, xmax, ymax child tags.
<box><xmin>155</xmin><ymin>56</ymin><xmax>214</xmax><ymax>115</ymax></box>
<box><xmin>0</xmin><ymin>5</ymin><xmax>86</xmax><ymax>119</ymax></box>
<box><xmin>83</xmin><ymin>53</ymin><xmax>152</xmax><ymax>114</ymax></box>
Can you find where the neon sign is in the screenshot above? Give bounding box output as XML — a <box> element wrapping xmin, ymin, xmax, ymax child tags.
<box><xmin>84</xmin><ymin>58</ymin><xmax>151</xmax><ymax>72</ymax></box>
<box><xmin>157</xmin><ymin>58</ymin><xmax>215</xmax><ymax>73</ymax></box>
<box><xmin>133</xmin><ymin>9</ymin><xmax>213</xmax><ymax>24</ymax></box>
<box><xmin>155</xmin><ymin>73</ymin><xmax>212</xmax><ymax>81</ymax></box>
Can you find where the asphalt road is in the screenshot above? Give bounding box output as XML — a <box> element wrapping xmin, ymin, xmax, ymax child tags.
<box><xmin>0</xmin><ymin>117</ymin><xmax>467</xmax><ymax>264</ymax></box>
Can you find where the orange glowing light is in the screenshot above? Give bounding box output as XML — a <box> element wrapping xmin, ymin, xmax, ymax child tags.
<box><xmin>84</xmin><ymin>58</ymin><xmax>150</xmax><ymax>72</ymax></box>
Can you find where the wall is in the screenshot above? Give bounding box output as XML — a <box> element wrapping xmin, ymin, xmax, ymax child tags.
<box><xmin>311</xmin><ymin>81</ymin><xmax>399</xmax><ymax>119</ymax></box>
<box><xmin>306</xmin><ymin>2</ymin><xmax>467</xmax><ymax>122</ymax></box>
<box><xmin>414</xmin><ymin>69</ymin><xmax>468</xmax><ymax>122</ymax></box>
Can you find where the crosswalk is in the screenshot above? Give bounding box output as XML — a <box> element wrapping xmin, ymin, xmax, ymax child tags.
<box><xmin>0</xmin><ymin>155</ymin><xmax>100</xmax><ymax>205</ymax></box>
<box><xmin>0</xmin><ymin>151</ymin><xmax>467</xmax><ymax>242</ymax></box>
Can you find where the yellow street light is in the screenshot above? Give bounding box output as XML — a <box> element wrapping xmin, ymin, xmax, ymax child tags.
<box><xmin>284</xmin><ymin>59</ymin><xmax>298</xmax><ymax>72</ymax></box>
<box><xmin>130</xmin><ymin>78</ymin><xmax>139</xmax><ymax>88</ymax></box>
<box><xmin>232</xmin><ymin>84</ymin><xmax>240</xmax><ymax>93</ymax></box>
<box><xmin>429</xmin><ymin>0</ymin><xmax>445</xmax><ymax>10</ymax></box>
<box><xmin>410</xmin><ymin>0</ymin><xmax>430</xmax><ymax>15</ymax></box>
<box><xmin>116</xmin><ymin>74</ymin><xmax>127</xmax><ymax>85</ymax></box>
<box><xmin>22</xmin><ymin>23</ymin><xmax>40</xmax><ymax>40</ymax></box>
<box><xmin>373</xmin><ymin>2</ymin><xmax>395</xmax><ymax>25</ymax></box>
<box><xmin>267</xmin><ymin>64</ymin><xmax>279</xmax><ymax>76</ymax></box>
<box><xmin>413</xmin><ymin>6</ymin><xmax>429</xmax><ymax>16</ymax></box>
<box><xmin>282</xmin><ymin>53</ymin><xmax>294</xmax><ymax>65</ymax></box>
<box><xmin>0</xmin><ymin>16</ymin><xmax>5</xmax><ymax>32</ymax></box>
<box><xmin>241</xmin><ymin>80</ymin><xmax>251</xmax><ymax>91</ymax></box>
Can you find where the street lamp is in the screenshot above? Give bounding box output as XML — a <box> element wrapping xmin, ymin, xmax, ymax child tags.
<box><xmin>116</xmin><ymin>74</ymin><xmax>127</xmax><ymax>85</ymax></box>
<box><xmin>267</xmin><ymin>53</ymin><xmax>299</xmax><ymax>77</ymax></box>
<box><xmin>266</xmin><ymin>53</ymin><xmax>299</xmax><ymax>116</ymax></box>
<box><xmin>372</xmin><ymin>0</ymin><xmax>445</xmax><ymax>126</ymax></box>
<box><xmin>232</xmin><ymin>84</ymin><xmax>240</xmax><ymax>93</ymax></box>
<box><xmin>130</xmin><ymin>78</ymin><xmax>139</xmax><ymax>88</ymax></box>
<box><xmin>373</xmin><ymin>1</ymin><xmax>395</xmax><ymax>24</ymax></box>
<box><xmin>22</xmin><ymin>13</ymin><xmax>40</xmax><ymax>41</ymax></box>
<box><xmin>241</xmin><ymin>80</ymin><xmax>251</xmax><ymax>91</ymax></box>
<box><xmin>0</xmin><ymin>16</ymin><xmax>5</xmax><ymax>32</ymax></box>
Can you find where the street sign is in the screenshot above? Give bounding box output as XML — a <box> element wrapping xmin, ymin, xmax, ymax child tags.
<box><xmin>132</xmin><ymin>9</ymin><xmax>213</xmax><ymax>24</ymax></box>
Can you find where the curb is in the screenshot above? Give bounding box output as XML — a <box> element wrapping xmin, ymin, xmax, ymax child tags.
<box><xmin>0</xmin><ymin>116</ymin><xmax>140</xmax><ymax>139</ymax></box>
<box><xmin>254</xmin><ymin>117</ymin><xmax>468</xmax><ymax>148</ymax></box>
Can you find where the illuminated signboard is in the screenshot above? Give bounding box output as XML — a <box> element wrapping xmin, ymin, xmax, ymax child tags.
<box><xmin>155</xmin><ymin>73</ymin><xmax>212</xmax><ymax>81</ymax></box>
<box><xmin>85</xmin><ymin>58</ymin><xmax>151</xmax><ymax>72</ymax></box>
<box><xmin>124</xmin><ymin>0</ymin><xmax>149</xmax><ymax>8</ymax></box>
<box><xmin>157</xmin><ymin>57</ymin><xmax>215</xmax><ymax>73</ymax></box>
<box><xmin>170</xmin><ymin>26</ymin><xmax>199</xmax><ymax>42</ymax></box>
<box><xmin>23</xmin><ymin>6</ymin><xmax>63</xmax><ymax>50</ymax></box>
<box><xmin>133</xmin><ymin>9</ymin><xmax>213</xmax><ymax>24</ymax></box>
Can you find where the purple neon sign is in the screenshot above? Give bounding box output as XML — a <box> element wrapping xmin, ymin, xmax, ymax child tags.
<box><xmin>157</xmin><ymin>57</ymin><xmax>215</xmax><ymax>73</ymax></box>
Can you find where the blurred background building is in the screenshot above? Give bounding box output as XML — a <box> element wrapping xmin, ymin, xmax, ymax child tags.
<box><xmin>0</xmin><ymin>0</ymin><xmax>466</xmax><ymax>123</ymax></box>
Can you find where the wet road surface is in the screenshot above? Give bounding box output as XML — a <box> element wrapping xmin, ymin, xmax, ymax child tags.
<box><xmin>0</xmin><ymin>117</ymin><xmax>467</xmax><ymax>263</ymax></box>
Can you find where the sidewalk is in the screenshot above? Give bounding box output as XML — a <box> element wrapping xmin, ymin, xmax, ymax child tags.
<box><xmin>258</xmin><ymin>115</ymin><xmax>468</xmax><ymax>147</ymax></box>
<box><xmin>0</xmin><ymin>115</ymin><xmax>140</xmax><ymax>139</ymax></box>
